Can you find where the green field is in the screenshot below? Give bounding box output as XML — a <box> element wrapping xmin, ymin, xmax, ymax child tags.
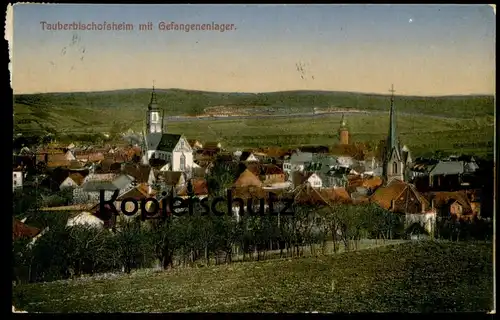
<box><xmin>13</xmin><ymin>89</ymin><xmax>495</xmax><ymax>157</ymax></box>
<box><xmin>166</xmin><ymin>113</ymin><xmax>494</xmax><ymax>157</ymax></box>
<box><xmin>12</xmin><ymin>241</ymin><xmax>494</xmax><ymax>313</ymax></box>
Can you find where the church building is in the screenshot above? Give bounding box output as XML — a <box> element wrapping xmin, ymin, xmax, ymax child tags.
<box><xmin>338</xmin><ymin>113</ymin><xmax>349</xmax><ymax>145</ymax></box>
<box><xmin>383</xmin><ymin>85</ymin><xmax>412</xmax><ymax>184</ymax></box>
<box><xmin>142</xmin><ymin>86</ymin><xmax>194</xmax><ymax>175</ymax></box>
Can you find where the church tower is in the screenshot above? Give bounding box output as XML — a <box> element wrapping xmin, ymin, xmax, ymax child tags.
<box><xmin>146</xmin><ymin>84</ymin><xmax>165</xmax><ymax>134</ymax></box>
<box><xmin>339</xmin><ymin>113</ymin><xmax>349</xmax><ymax>145</ymax></box>
<box><xmin>383</xmin><ymin>85</ymin><xmax>405</xmax><ymax>183</ymax></box>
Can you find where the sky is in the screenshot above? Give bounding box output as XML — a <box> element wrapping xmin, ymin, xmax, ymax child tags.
<box><xmin>10</xmin><ymin>4</ymin><xmax>496</xmax><ymax>95</ymax></box>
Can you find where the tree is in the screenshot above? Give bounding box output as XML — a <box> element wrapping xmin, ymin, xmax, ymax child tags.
<box><xmin>147</xmin><ymin>218</ymin><xmax>175</xmax><ymax>270</ymax></box>
<box><xmin>113</xmin><ymin>220</ymin><xmax>148</xmax><ymax>273</ymax></box>
<box><xmin>67</xmin><ymin>225</ymin><xmax>110</xmax><ymax>276</ymax></box>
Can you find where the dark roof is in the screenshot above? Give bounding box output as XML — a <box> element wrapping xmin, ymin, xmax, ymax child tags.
<box><xmin>157</xmin><ymin>171</ymin><xmax>183</xmax><ymax>186</ymax></box>
<box><xmin>240</xmin><ymin>151</ymin><xmax>255</xmax><ymax>161</ymax></box>
<box><xmin>82</xmin><ymin>180</ymin><xmax>119</xmax><ymax>191</ymax></box>
<box><xmin>122</xmin><ymin>164</ymin><xmax>151</xmax><ymax>183</ymax></box>
<box><xmin>117</xmin><ymin>184</ymin><xmax>152</xmax><ymax>201</ymax></box>
<box><xmin>262</xmin><ymin>164</ymin><xmax>284</xmax><ymax>175</ymax></box>
<box><xmin>68</xmin><ymin>173</ymin><xmax>85</xmax><ymax>185</ymax></box>
<box><xmin>146</xmin><ymin>133</ymin><xmax>181</xmax><ymax>152</ymax></box>
<box><xmin>98</xmin><ymin>159</ymin><xmax>122</xmax><ymax>174</ymax></box>
<box><xmin>177</xmin><ymin>179</ymin><xmax>208</xmax><ymax>196</ymax></box>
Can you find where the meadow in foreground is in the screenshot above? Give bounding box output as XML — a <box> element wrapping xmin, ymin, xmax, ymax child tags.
<box><xmin>12</xmin><ymin>241</ymin><xmax>493</xmax><ymax>313</ymax></box>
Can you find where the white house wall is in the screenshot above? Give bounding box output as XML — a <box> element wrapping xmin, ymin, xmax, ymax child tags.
<box><xmin>60</xmin><ymin>177</ymin><xmax>78</xmax><ymax>190</ymax></box>
<box><xmin>405</xmin><ymin>212</ymin><xmax>436</xmax><ymax>235</ymax></box>
<box><xmin>13</xmin><ymin>171</ymin><xmax>23</xmax><ymax>190</ymax></box>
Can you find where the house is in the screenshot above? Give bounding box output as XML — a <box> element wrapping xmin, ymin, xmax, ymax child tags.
<box><xmin>66</xmin><ymin>211</ymin><xmax>105</xmax><ymax>229</ymax></box>
<box><xmin>96</xmin><ymin>158</ymin><xmax>122</xmax><ymax>174</ymax></box>
<box><xmin>294</xmin><ymin>185</ymin><xmax>351</xmax><ymax>206</ymax></box>
<box><xmin>230</xmin><ymin>187</ymin><xmax>289</xmax><ymax>219</ymax></box>
<box><xmin>187</xmin><ymin>139</ymin><xmax>203</xmax><ymax>150</ymax></box>
<box><xmin>115</xmin><ymin>183</ymin><xmax>157</xmax><ymax>218</ymax></box>
<box><xmin>427</xmin><ymin>190</ymin><xmax>479</xmax><ymax>220</ymax></box>
<box><xmin>428</xmin><ymin>161</ymin><xmax>464</xmax><ymax>189</ymax></box>
<box><xmin>60</xmin><ymin>172</ymin><xmax>85</xmax><ymax>190</ymax></box>
<box><xmin>336</xmin><ymin>156</ymin><xmax>354</xmax><ymax>168</ymax></box>
<box><xmin>13</xmin><ymin>168</ymin><xmax>24</xmax><ymax>191</ymax></box>
<box><xmin>370</xmin><ymin>179</ymin><xmax>436</xmax><ymax>234</ymax></box>
<box><xmin>74</xmin><ymin>152</ymin><xmax>105</xmax><ymax>163</ymax></box>
<box><xmin>240</xmin><ymin>151</ymin><xmax>259</xmax><ymax>162</ymax></box>
<box><xmin>292</xmin><ymin>172</ymin><xmax>322</xmax><ymax>189</ymax></box>
<box><xmin>121</xmin><ymin>163</ymin><xmax>154</xmax><ymax>185</ymax></box>
<box><xmin>72</xmin><ymin>173</ymin><xmax>135</xmax><ymax>204</ymax></box>
<box><xmin>284</xmin><ymin>151</ymin><xmax>314</xmax><ymax>176</ymax></box>
<box><xmin>13</xmin><ymin>218</ymin><xmax>41</xmax><ymax>241</ymax></box>
<box><xmin>156</xmin><ymin>171</ymin><xmax>186</xmax><ymax>192</ymax></box>
<box><xmin>177</xmin><ymin>179</ymin><xmax>209</xmax><ymax>199</ymax></box>
<box><xmin>204</xmin><ymin>142</ymin><xmax>222</xmax><ymax>150</ymax></box>
<box><xmin>233</xmin><ymin>169</ymin><xmax>263</xmax><ymax>188</ymax></box>
<box><xmin>261</xmin><ymin>164</ymin><xmax>286</xmax><ymax>185</ymax></box>
<box><xmin>321</xmin><ymin>166</ymin><xmax>349</xmax><ymax>189</ymax></box>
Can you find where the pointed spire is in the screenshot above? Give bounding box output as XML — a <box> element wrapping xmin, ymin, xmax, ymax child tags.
<box><xmin>148</xmin><ymin>81</ymin><xmax>158</xmax><ymax>110</ymax></box>
<box><xmin>387</xmin><ymin>84</ymin><xmax>397</xmax><ymax>153</ymax></box>
<box><xmin>340</xmin><ymin>113</ymin><xmax>347</xmax><ymax>128</ymax></box>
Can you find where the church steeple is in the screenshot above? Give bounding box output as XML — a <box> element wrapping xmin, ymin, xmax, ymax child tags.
<box><xmin>146</xmin><ymin>81</ymin><xmax>164</xmax><ymax>134</ymax></box>
<box><xmin>148</xmin><ymin>81</ymin><xmax>158</xmax><ymax>111</ymax></box>
<box><xmin>338</xmin><ymin>113</ymin><xmax>349</xmax><ymax>145</ymax></box>
<box><xmin>340</xmin><ymin>113</ymin><xmax>347</xmax><ymax>129</ymax></box>
<box><xmin>387</xmin><ymin>84</ymin><xmax>397</xmax><ymax>152</ymax></box>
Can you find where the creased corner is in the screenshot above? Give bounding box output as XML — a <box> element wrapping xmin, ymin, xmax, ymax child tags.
<box><xmin>489</xmin><ymin>5</ymin><xmax>496</xmax><ymax>15</ymax></box>
<box><xmin>5</xmin><ymin>3</ymin><xmax>13</xmax><ymax>90</ymax></box>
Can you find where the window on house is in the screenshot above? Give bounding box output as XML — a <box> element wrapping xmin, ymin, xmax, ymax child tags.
<box><xmin>393</xmin><ymin>162</ymin><xmax>398</xmax><ymax>174</ymax></box>
<box><xmin>180</xmin><ymin>154</ymin><xmax>186</xmax><ymax>171</ymax></box>
<box><xmin>13</xmin><ymin>174</ymin><xmax>17</xmax><ymax>178</ymax></box>
<box><xmin>14</xmin><ymin>180</ymin><xmax>17</xmax><ymax>186</ymax></box>
<box><xmin>180</xmin><ymin>140</ymin><xmax>185</xmax><ymax>148</ymax></box>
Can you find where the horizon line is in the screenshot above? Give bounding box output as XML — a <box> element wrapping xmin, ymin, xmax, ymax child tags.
<box><xmin>12</xmin><ymin>87</ymin><xmax>496</xmax><ymax>98</ymax></box>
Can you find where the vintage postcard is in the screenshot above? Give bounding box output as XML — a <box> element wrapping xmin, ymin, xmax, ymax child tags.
<box><xmin>10</xmin><ymin>3</ymin><xmax>495</xmax><ymax>313</ymax></box>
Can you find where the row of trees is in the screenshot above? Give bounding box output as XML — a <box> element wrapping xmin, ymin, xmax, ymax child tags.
<box><xmin>13</xmin><ymin>201</ymin><xmax>405</xmax><ymax>284</ymax></box>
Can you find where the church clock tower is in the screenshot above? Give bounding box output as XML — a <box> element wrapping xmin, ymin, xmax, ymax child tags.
<box><xmin>146</xmin><ymin>84</ymin><xmax>165</xmax><ymax>134</ymax></box>
<box><xmin>339</xmin><ymin>113</ymin><xmax>349</xmax><ymax>145</ymax></box>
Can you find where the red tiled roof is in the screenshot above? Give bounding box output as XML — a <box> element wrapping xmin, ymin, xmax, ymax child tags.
<box><xmin>369</xmin><ymin>180</ymin><xmax>407</xmax><ymax>210</ymax></box>
<box><xmin>429</xmin><ymin>191</ymin><xmax>472</xmax><ymax>213</ymax></box>
<box><xmin>362</xmin><ymin>176</ymin><xmax>383</xmax><ymax>190</ymax></box>
<box><xmin>177</xmin><ymin>179</ymin><xmax>209</xmax><ymax>196</ymax></box>
<box><xmin>370</xmin><ymin>180</ymin><xmax>428</xmax><ymax>211</ymax></box>
<box><xmin>13</xmin><ymin>218</ymin><xmax>41</xmax><ymax>241</ymax></box>
<box><xmin>294</xmin><ymin>186</ymin><xmax>352</xmax><ymax>206</ymax></box>
<box><xmin>68</xmin><ymin>173</ymin><xmax>85</xmax><ymax>186</ymax></box>
<box><xmin>233</xmin><ymin>169</ymin><xmax>262</xmax><ymax>188</ymax></box>
<box><xmin>262</xmin><ymin>164</ymin><xmax>284</xmax><ymax>175</ymax></box>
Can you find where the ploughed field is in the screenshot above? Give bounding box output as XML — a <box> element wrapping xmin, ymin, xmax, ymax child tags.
<box><xmin>12</xmin><ymin>241</ymin><xmax>493</xmax><ymax>313</ymax></box>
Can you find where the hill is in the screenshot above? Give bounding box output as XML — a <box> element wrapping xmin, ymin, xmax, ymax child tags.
<box><xmin>13</xmin><ymin>89</ymin><xmax>495</xmax><ymax>157</ymax></box>
<box><xmin>13</xmin><ymin>89</ymin><xmax>494</xmax><ymax>133</ymax></box>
